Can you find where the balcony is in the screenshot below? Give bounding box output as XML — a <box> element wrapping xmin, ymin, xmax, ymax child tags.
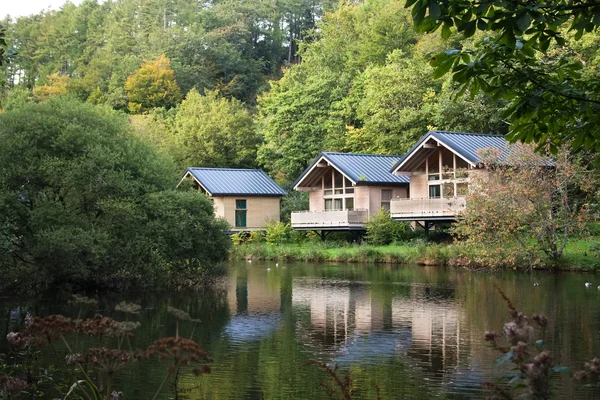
<box><xmin>291</xmin><ymin>209</ymin><xmax>369</xmax><ymax>230</ymax></box>
<box><xmin>390</xmin><ymin>197</ymin><xmax>466</xmax><ymax>221</ymax></box>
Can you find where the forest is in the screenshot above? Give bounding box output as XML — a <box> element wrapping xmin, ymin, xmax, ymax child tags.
<box><xmin>1</xmin><ymin>0</ymin><xmax>600</xmax><ymax>289</ymax></box>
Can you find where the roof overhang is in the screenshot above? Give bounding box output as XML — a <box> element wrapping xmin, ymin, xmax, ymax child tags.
<box><xmin>293</xmin><ymin>154</ymin><xmax>357</xmax><ymax>191</ymax></box>
<box><xmin>391</xmin><ymin>133</ymin><xmax>476</xmax><ymax>174</ymax></box>
<box><xmin>177</xmin><ymin>170</ymin><xmax>214</xmax><ymax>196</ymax></box>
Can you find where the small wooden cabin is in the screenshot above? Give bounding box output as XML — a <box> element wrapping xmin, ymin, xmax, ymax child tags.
<box><xmin>291</xmin><ymin>152</ymin><xmax>409</xmax><ymax>230</ymax></box>
<box><xmin>179</xmin><ymin>168</ymin><xmax>286</xmax><ymax>231</ymax></box>
<box><xmin>389</xmin><ymin>130</ymin><xmax>508</xmax><ymax>223</ymax></box>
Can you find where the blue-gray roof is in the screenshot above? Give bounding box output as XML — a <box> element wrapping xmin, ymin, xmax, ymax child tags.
<box><xmin>294</xmin><ymin>152</ymin><xmax>409</xmax><ymax>189</ymax></box>
<box><xmin>183</xmin><ymin>168</ymin><xmax>286</xmax><ymax>196</ymax></box>
<box><xmin>391</xmin><ymin>130</ymin><xmax>508</xmax><ymax>171</ymax></box>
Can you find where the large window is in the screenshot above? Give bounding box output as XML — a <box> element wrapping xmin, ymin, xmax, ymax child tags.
<box><xmin>322</xmin><ymin>169</ymin><xmax>355</xmax><ymax>211</ymax></box>
<box><xmin>381</xmin><ymin>189</ymin><xmax>393</xmax><ymax>210</ymax></box>
<box><xmin>235</xmin><ymin>199</ymin><xmax>247</xmax><ymax>228</ymax></box>
<box><xmin>425</xmin><ymin>148</ymin><xmax>471</xmax><ymax>198</ymax></box>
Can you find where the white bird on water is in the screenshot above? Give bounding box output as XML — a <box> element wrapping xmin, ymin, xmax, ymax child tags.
<box><xmin>585</xmin><ymin>282</ymin><xmax>592</xmax><ymax>288</ymax></box>
<box><xmin>266</xmin><ymin>268</ymin><xmax>271</xmax><ymax>271</ymax></box>
<box><xmin>248</xmin><ymin>259</ymin><xmax>252</xmax><ymax>263</ymax></box>
<box><xmin>276</xmin><ymin>263</ymin><xmax>279</xmax><ymax>268</ymax></box>
<box><xmin>533</xmin><ymin>282</ymin><xmax>539</xmax><ymax>287</ymax></box>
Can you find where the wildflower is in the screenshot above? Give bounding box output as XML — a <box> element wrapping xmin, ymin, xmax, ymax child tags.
<box><xmin>69</xmin><ymin>294</ymin><xmax>99</xmax><ymax>307</ymax></box>
<box><xmin>87</xmin><ymin>348</ymin><xmax>142</xmax><ymax>374</ymax></box>
<box><xmin>65</xmin><ymin>353</ymin><xmax>85</xmax><ymax>366</ymax></box>
<box><xmin>111</xmin><ymin>391</ymin><xmax>124</xmax><ymax>400</ymax></box>
<box><xmin>146</xmin><ymin>337</ymin><xmax>211</xmax><ymax>368</ymax></box>
<box><xmin>23</xmin><ymin>314</ymin><xmax>74</xmax><ymax>345</ymax></box>
<box><xmin>520</xmin><ymin>351</ymin><xmax>553</xmax><ymax>397</ymax></box>
<box><xmin>167</xmin><ymin>306</ymin><xmax>200</xmax><ymax>322</ymax></box>
<box><xmin>503</xmin><ymin>311</ymin><xmax>534</xmax><ymax>346</ymax></box>
<box><xmin>531</xmin><ymin>314</ymin><xmax>548</xmax><ymax>329</ymax></box>
<box><xmin>193</xmin><ymin>365</ymin><xmax>211</xmax><ymax>376</ymax></box>
<box><xmin>0</xmin><ymin>375</ymin><xmax>28</xmax><ymax>395</ymax></box>
<box><xmin>574</xmin><ymin>358</ymin><xmax>600</xmax><ymax>383</ymax></box>
<box><xmin>114</xmin><ymin>301</ymin><xmax>142</xmax><ymax>315</ymax></box>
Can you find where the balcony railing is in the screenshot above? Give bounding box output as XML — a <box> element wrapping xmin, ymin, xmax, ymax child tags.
<box><xmin>291</xmin><ymin>209</ymin><xmax>369</xmax><ymax>229</ymax></box>
<box><xmin>390</xmin><ymin>197</ymin><xmax>466</xmax><ymax>219</ymax></box>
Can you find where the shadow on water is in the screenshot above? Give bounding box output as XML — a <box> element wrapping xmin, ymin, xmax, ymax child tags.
<box><xmin>1</xmin><ymin>261</ymin><xmax>599</xmax><ymax>399</ymax></box>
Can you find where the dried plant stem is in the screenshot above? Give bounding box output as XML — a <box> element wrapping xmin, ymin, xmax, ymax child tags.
<box><xmin>151</xmin><ymin>370</ymin><xmax>172</xmax><ymax>400</ymax></box>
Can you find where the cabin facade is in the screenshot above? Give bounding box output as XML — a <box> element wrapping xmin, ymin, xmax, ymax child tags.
<box><xmin>291</xmin><ymin>131</ymin><xmax>510</xmax><ymax>231</ymax></box>
<box><xmin>389</xmin><ymin>131</ymin><xmax>506</xmax><ymax>222</ymax></box>
<box><xmin>291</xmin><ymin>153</ymin><xmax>409</xmax><ymax>230</ymax></box>
<box><xmin>179</xmin><ymin>168</ymin><xmax>286</xmax><ymax>231</ymax></box>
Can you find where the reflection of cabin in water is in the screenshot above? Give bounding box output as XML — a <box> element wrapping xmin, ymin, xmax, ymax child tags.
<box><xmin>178</xmin><ymin>168</ymin><xmax>286</xmax><ymax>231</ymax></box>
<box><xmin>291</xmin><ymin>131</ymin><xmax>509</xmax><ymax>232</ymax></box>
<box><xmin>291</xmin><ymin>280</ymin><xmax>464</xmax><ymax>373</ymax></box>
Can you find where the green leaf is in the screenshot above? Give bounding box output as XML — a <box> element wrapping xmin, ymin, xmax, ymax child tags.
<box><xmin>496</xmin><ymin>350</ymin><xmax>513</xmax><ymax>366</ymax></box>
<box><xmin>429</xmin><ymin>0</ymin><xmax>441</xmax><ymax>19</ymax></box>
<box><xmin>442</xmin><ymin>23</ymin><xmax>452</xmax><ymax>38</ymax></box>
<box><xmin>516</xmin><ymin>13</ymin><xmax>531</xmax><ymax>32</ymax></box>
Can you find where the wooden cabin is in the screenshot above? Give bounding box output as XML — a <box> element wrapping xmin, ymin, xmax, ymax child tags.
<box><xmin>389</xmin><ymin>130</ymin><xmax>507</xmax><ymax>224</ymax></box>
<box><xmin>291</xmin><ymin>153</ymin><xmax>409</xmax><ymax>230</ymax></box>
<box><xmin>291</xmin><ymin>131</ymin><xmax>513</xmax><ymax>232</ymax></box>
<box><xmin>178</xmin><ymin>168</ymin><xmax>286</xmax><ymax>231</ymax></box>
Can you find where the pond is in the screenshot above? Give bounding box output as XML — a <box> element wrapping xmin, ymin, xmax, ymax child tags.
<box><xmin>1</xmin><ymin>261</ymin><xmax>600</xmax><ymax>399</ymax></box>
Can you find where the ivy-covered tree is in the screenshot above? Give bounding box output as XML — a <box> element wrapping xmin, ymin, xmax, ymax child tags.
<box><xmin>125</xmin><ymin>54</ymin><xmax>182</xmax><ymax>113</ymax></box>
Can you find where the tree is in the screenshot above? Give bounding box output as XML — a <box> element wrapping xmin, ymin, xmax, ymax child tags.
<box><xmin>125</xmin><ymin>54</ymin><xmax>182</xmax><ymax>113</ymax></box>
<box><xmin>453</xmin><ymin>144</ymin><xmax>598</xmax><ymax>264</ymax></box>
<box><xmin>32</xmin><ymin>72</ymin><xmax>70</xmax><ymax>100</ymax></box>
<box><xmin>170</xmin><ymin>89</ymin><xmax>260</xmax><ymax>169</ymax></box>
<box><xmin>407</xmin><ymin>0</ymin><xmax>600</xmax><ymax>153</ymax></box>
<box><xmin>0</xmin><ymin>97</ymin><xmax>230</xmax><ymax>292</ymax></box>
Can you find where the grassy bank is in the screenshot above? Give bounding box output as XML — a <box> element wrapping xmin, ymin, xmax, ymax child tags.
<box><xmin>229</xmin><ymin>238</ymin><xmax>600</xmax><ymax>271</ymax></box>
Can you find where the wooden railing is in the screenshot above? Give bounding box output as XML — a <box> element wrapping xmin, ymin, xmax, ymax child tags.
<box><xmin>390</xmin><ymin>197</ymin><xmax>466</xmax><ymax>219</ymax></box>
<box><xmin>291</xmin><ymin>209</ymin><xmax>369</xmax><ymax>228</ymax></box>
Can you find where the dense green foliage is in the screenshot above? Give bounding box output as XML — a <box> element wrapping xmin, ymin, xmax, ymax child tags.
<box><xmin>169</xmin><ymin>89</ymin><xmax>260</xmax><ymax>168</ymax></box>
<box><xmin>0</xmin><ymin>0</ymin><xmax>336</xmax><ymax>107</ymax></box>
<box><xmin>408</xmin><ymin>0</ymin><xmax>600</xmax><ymax>153</ymax></box>
<box><xmin>365</xmin><ymin>209</ymin><xmax>412</xmax><ymax>246</ymax></box>
<box><xmin>256</xmin><ymin>0</ymin><xmax>507</xmax><ymax>181</ymax></box>
<box><xmin>0</xmin><ymin>98</ymin><xmax>231</xmax><ymax>292</ymax></box>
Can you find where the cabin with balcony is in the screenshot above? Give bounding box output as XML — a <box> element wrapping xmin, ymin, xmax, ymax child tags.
<box><xmin>178</xmin><ymin>167</ymin><xmax>286</xmax><ymax>231</ymax></box>
<box><xmin>389</xmin><ymin>130</ymin><xmax>508</xmax><ymax>223</ymax></box>
<box><xmin>291</xmin><ymin>152</ymin><xmax>409</xmax><ymax>231</ymax></box>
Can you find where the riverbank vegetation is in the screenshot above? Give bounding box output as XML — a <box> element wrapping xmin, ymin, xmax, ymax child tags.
<box><xmin>0</xmin><ymin>98</ymin><xmax>231</xmax><ymax>293</ymax></box>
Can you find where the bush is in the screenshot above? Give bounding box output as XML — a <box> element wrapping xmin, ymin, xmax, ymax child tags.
<box><xmin>365</xmin><ymin>209</ymin><xmax>412</xmax><ymax>245</ymax></box>
<box><xmin>265</xmin><ymin>221</ymin><xmax>292</xmax><ymax>245</ymax></box>
<box><xmin>0</xmin><ymin>98</ymin><xmax>230</xmax><ymax>292</ymax></box>
<box><xmin>247</xmin><ymin>230</ymin><xmax>265</xmax><ymax>243</ymax></box>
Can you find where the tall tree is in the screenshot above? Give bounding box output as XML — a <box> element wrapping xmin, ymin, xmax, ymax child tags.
<box><xmin>407</xmin><ymin>0</ymin><xmax>600</xmax><ymax>153</ymax></box>
<box><xmin>170</xmin><ymin>89</ymin><xmax>260</xmax><ymax>169</ymax></box>
<box><xmin>125</xmin><ymin>54</ymin><xmax>182</xmax><ymax>113</ymax></box>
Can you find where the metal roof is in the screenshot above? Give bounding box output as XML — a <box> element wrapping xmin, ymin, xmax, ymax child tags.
<box><xmin>391</xmin><ymin>130</ymin><xmax>508</xmax><ymax>172</ymax></box>
<box><xmin>183</xmin><ymin>168</ymin><xmax>286</xmax><ymax>197</ymax></box>
<box><xmin>294</xmin><ymin>152</ymin><xmax>409</xmax><ymax>189</ymax></box>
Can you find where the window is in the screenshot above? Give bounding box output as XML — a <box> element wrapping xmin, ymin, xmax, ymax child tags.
<box><xmin>334</xmin><ymin>198</ymin><xmax>343</xmax><ymax>210</ymax></box>
<box><xmin>455</xmin><ymin>156</ymin><xmax>469</xmax><ymax>178</ymax></box>
<box><xmin>442</xmin><ymin>149</ymin><xmax>454</xmax><ymax>180</ymax></box>
<box><xmin>427</xmin><ymin>152</ymin><xmax>440</xmax><ymax>181</ymax></box>
<box><xmin>381</xmin><ymin>189</ymin><xmax>393</xmax><ymax>211</ymax></box>
<box><xmin>429</xmin><ymin>185</ymin><xmax>441</xmax><ymax>199</ymax></box>
<box><xmin>235</xmin><ymin>199</ymin><xmax>247</xmax><ymax>228</ymax></box>
<box><xmin>324</xmin><ymin>199</ymin><xmax>333</xmax><ymax>210</ymax></box>
<box><xmin>345</xmin><ymin>197</ymin><xmax>354</xmax><ymax>210</ymax></box>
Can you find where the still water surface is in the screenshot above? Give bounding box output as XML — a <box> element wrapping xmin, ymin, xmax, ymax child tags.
<box><xmin>1</xmin><ymin>261</ymin><xmax>600</xmax><ymax>399</ymax></box>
